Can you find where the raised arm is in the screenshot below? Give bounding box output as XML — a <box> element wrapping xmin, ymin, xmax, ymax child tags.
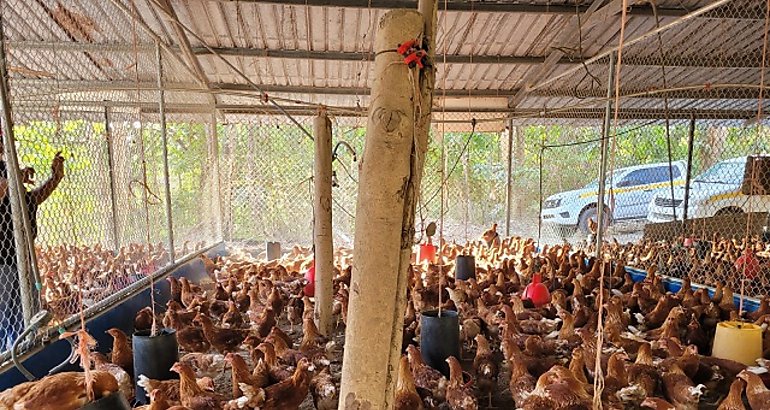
<box><xmin>31</xmin><ymin>152</ymin><xmax>64</xmax><ymax>205</ymax></box>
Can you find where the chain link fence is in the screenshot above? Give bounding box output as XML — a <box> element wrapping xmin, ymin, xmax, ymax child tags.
<box><xmin>0</xmin><ymin>0</ymin><xmax>767</xmax><ymax>361</ymax></box>
<box><xmin>0</xmin><ymin>0</ymin><xmax>221</xmax><ymax>358</ymax></box>
<box><xmin>527</xmin><ymin>0</ymin><xmax>770</xmax><ymax>300</ymax></box>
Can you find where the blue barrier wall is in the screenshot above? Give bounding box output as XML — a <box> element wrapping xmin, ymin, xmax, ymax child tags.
<box><xmin>625</xmin><ymin>266</ymin><xmax>760</xmax><ymax>312</ymax></box>
<box><xmin>0</xmin><ymin>243</ymin><xmax>226</xmax><ymax>390</ymax></box>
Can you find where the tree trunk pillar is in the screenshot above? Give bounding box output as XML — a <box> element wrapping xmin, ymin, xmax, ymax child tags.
<box><xmin>339</xmin><ymin>9</ymin><xmax>426</xmax><ymax>409</ymax></box>
<box><xmin>313</xmin><ymin>109</ymin><xmax>334</xmax><ymax>337</ymax></box>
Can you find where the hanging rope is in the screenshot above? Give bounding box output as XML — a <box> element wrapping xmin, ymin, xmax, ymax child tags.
<box><xmin>594</xmin><ymin>1</ymin><xmax>630</xmax><ymax>407</ymax></box>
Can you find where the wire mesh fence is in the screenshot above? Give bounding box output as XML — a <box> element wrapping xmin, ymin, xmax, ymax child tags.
<box><xmin>0</xmin><ymin>0</ymin><xmax>221</xmax><ymax>357</ymax></box>
<box><xmin>0</xmin><ymin>0</ymin><xmax>767</xmax><ymax>363</ymax></box>
<box><xmin>525</xmin><ymin>0</ymin><xmax>770</xmax><ymax>301</ymax></box>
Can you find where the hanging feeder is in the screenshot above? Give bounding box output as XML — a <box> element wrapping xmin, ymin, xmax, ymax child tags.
<box><xmin>419</xmin><ymin>309</ymin><xmax>459</xmax><ymax>378</ymax></box>
<box><xmin>455</xmin><ymin>255</ymin><xmax>475</xmax><ymax>281</ymax></box>
<box><xmin>418</xmin><ymin>222</ymin><xmax>438</xmax><ymax>263</ymax></box>
<box><xmin>133</xmin><ymin>329</ymin><xmax>178</xmax><ymax>404</ymax></box>
<box><xmin>79</xmin><ymin>392</ymin><xmax>131</xmax><ymax>410</ymax></box>
<box><xmin>418</xmin><ymin>244</ymin><xmax>437</xmax><ymax>263</ymax></box>
<box><xmin>304</xmin><ymin>262</ymin><xmax>315</xmax><ymax>297</ymax></box>
<box><xmin>266</xmin><ymin>241</ymin><xmax>281</xmax><ymax>261</ymax></box>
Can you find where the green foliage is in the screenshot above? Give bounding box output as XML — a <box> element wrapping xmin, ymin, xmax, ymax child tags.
<box><xmin>7</xmin><ymin>117</ymin><xmax>766</xmax><ymax>248</ymax></box>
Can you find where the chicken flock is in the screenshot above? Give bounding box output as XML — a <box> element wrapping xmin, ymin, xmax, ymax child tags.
<box><xmin>4</xmin><ymin>233</ymin><xmax>770</xmax><ymax>409</ymax></box>
<box><xmin>36</xmin><ymin>241</ymin><xmax>208</xmax><ymax>318</ymax></box>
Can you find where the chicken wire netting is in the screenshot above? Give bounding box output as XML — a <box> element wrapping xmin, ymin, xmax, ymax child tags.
<box><xmin>0</xmin><ymin>0</ymin><xmax>221</xmax><ymax>358</ymax></box>
<box><xmin>524</xmin><ymin>0</ymin><xmax>770</xmax><ymax>300</ymax></box>
<box><xmin>217</xmin><ymin>111</ymin><xmax>511</xmax><ymax>251</ymax></box>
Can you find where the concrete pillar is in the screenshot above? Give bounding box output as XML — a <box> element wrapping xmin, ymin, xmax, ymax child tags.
<box><xmin>339</xmin><ymin>9</ymin><xmax>426</xmax><ymax>409</ymax></box>
<box><xmin>313</xmin><ymin>109</ymin><xmax>333</xmax><ymax>336</ymax></box>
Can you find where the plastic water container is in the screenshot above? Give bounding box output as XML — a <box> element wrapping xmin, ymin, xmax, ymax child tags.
<box><xmin>712</xmin><ymin>321</ymin><xmax>762</xmax><ymax>365</ymax></box>
<box><xmin>418</xmin><ymin>244</ymin><xmax>436</xmax><ymax>263</ymax></box>
<box><xmin>523</xmin><ymin>274</ymin><xmax>551</xmax><ymax>307</ymax></box>
<box><xmin>304</xmin><ymin>264</ymin><xmax>315</xmax><ymax>297</ymax></box>
<box><xmin>735</xmin><ymin>250</ymin><xmax>760</xmax><ymax>279</ymax></box>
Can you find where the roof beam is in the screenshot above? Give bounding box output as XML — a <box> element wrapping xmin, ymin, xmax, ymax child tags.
<box><xmin>10</xmin><ymin>79</ymin><xmax>764</xmax><ymax>101</ymax></box>
<box><xmin>148</xmin><ymin>0</ymin><xmax>218</xmax><ymax>108</ymax></box>
<box><xmin>7</xmin><ymin>41</ymin><xmax>763</xmax><ymax>69</ymax></box>
<box><xmin>509</xmin><ymin>0</ymin><xmax>613</xmax><ymax>109</ymax></box>
<box><xmin>215</xmin><ymin>0</ymin><xmax>694</xmax><ymax>17</ymax></box>
<box><xmin>11</xmin><ymin>99</ymin><xmax>758</xmax><ymax>120</ymax></box>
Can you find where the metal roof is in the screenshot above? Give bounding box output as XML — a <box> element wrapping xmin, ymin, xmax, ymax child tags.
<box><xmin>1</xmin><ymin>0</ymin><xmax>767</xmax><ymax>129</ymax></box>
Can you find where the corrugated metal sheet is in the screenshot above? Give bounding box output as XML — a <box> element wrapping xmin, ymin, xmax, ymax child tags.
<box><xmin>0</xmin><ymin>0</ymin><xmax>766</xmax><ymax>126</ymax></box>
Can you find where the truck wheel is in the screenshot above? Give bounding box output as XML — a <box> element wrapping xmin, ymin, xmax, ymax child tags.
<box><xmin>578</xmin><ymin>206</ymin><xmax>609</xmax><ymax>234</ymax></box>
<box><xmin>715</xmin><ymin>207</ymin><xmax>744</xmax><ymax>216</ymax></box>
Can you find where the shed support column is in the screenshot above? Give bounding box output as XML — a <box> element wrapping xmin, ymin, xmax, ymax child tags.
<box><xmin>505</xmin><ymin>124</ymin><xmax>513</xmax><ymax>237</ymax></box>
<box><xmin>104</xmin><ymin>107</ymin><xmax>120</xmax><ymax>250</ymax></box>
<box><xmin>209</xmin><ymin>112</ymin><xmax>223</xmax><ymax>241</ymax></box>
<box><xmin>339</xmin><ymin>9</ymin><xmax>426</xmax><ymax>409</ymax></box>
<box><xmin>391</xmin><ymin>0</ymin><xmax>438</xmax><ymax>390</ymax></box>
<box><xmin>513</xmin><ymin>125</ymin><xmax>524</xmax><ymax>219</ymax></box>
<box><xmin>0</xmin><ymin>19</ymin><xmax>40</xmax><ymax>325</ymax></box>
<box><xmin>156</xmin><ymin>42</ymin><xmax>175</xmax><ymax>262</ymax></box>
<box><xmin>313</xmin><ymin>109</ymin><xmax>333</xmax><ymax>337</ymax></box>
<box><xmin>595</xmin><ymin>50</ymin><xmax>615</xmax><ymax>253</ymax></box>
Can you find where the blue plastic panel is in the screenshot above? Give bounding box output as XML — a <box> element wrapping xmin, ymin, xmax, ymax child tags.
<box><xmin>625</xmin><ymin>266</ymin><xmax>760</xmax><ymax>312</ymax></box>
<box><xmin>0</xmin><ymin>243</ymin><xmax>226</xmax><ymax>390</ymax></box>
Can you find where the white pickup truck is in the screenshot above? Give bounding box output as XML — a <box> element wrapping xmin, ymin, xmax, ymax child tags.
<box><xmin>541</xmin><ymin>160</ymin><xmax>687</xmax><ymax>235</ymax></box>
<box><xmin>647</xmin><ymin>156</ymin><xmax>770</xmax><ymax>222</ymax></box>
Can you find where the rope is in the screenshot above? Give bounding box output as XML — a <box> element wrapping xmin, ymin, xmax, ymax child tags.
<box><xmin>594</xmin><ymin>1</ymin><xmax>630</xmax><ymax>406</ymax></box>
<box><xmin>437</xmin><ymin>0</ymin><xmax>451</xmax><ymax>318</ymax></box>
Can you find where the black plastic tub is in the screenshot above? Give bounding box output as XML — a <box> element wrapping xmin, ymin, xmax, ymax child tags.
<box><xmin>133</xmin><ymin>329</ymin><xmax>178</xmax><ymax>404</ymax></box>
<box><xmin>80</xmin><ymin>392</ymin><xmax>131</xmax><ymax>410</ymax></box>
<box><xmin>266</xmin><ymin>241</ymin><xmax>281</xmax><ymax>261</ymax></box>
<box><xmin>455</xmin><ymin>255</ymin><xmax>475</xmax><ymax>281</ymax></box>
<box><xmin>419</xmin><ymin>309</ymin><xmax>460</xmax><ymax>378</ymax></box>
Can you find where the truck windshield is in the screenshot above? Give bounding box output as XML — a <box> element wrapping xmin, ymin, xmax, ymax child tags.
<box><xmin>693</xmin><ymin>161</ymin><xmax>744</xmax><ymax>185</ymax></box>
<box><xmin>583</xmin><ymin>170</ymin><xmax>623</xmax><ymax>190</ymax></box>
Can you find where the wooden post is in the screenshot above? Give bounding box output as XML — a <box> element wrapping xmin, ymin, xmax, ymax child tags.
<box><xmin>208</xmin><ymin>112</ymin><xmax>223</xmax><ymax>241</ymax></box>
<box><xmin>156</xmin><ymin>42</ymin><xmax>175</xmax><ymax>262</ymax></box>
<box><xmin>339</xmin><ymin>9</ymin><xmax>426</xmax><ymax>409</ymax></box>
<box><xmin>513</xmin><ymin>125</ymin><xmax>525</xmax><ymax>219</ymax></box>
<box><xmin>505</xmin><ymin>124</ymin><xmax>513</xmax><ymax>236</ymax></box>
<box><xmin>313</xmin><ymin>109</ymin><xmax>333</xmax><ymax>336</ymax></box>
<box><xmin>104</xmin><ymin>107</ymin><xmax>120</xmax><ymax>250</ymax></box>
<box><xmin>595</xmin><ymin>50</ymin><xmax>615</xmax><ymax>253</ymax></box>
<box><xmin>682</xmin><ymin>115</ymin><xmax>696</xmax><ymax>224</ymax></box>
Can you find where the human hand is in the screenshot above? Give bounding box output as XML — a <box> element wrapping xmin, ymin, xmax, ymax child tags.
<box><xmin>20</xmin><ymin>167</ymin><xmax>34</xmax><ymax>184</ymax></box>
<box><xmin>51</xmin><ymin>151</ymin><xmax>64</xmax><ymax>179</ymax></box>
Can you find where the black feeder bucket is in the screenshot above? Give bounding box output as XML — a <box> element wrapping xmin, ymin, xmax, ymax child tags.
<box><xmin>419</xmin><ymin>309</ymin><xmax>460</xmax><ymax>378</ymax></box>
<box><xmin>266</xmin><ymin>241</ymin><xmax>281</xmax><ymax>261</ymax></box>
<box><xmin>133</xmin><ymin>329</ymin><xmax>178</xmax><ymax>404</ymax></box>
<box><xmin>80</xmin><ymin>392</ymin><xmax>131</xmax><ymax>410</ymax></box>
<box><xmin>455</xmin><ymin>255</ymin><xmax>475</xmax><ymax>281</ymax></box>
